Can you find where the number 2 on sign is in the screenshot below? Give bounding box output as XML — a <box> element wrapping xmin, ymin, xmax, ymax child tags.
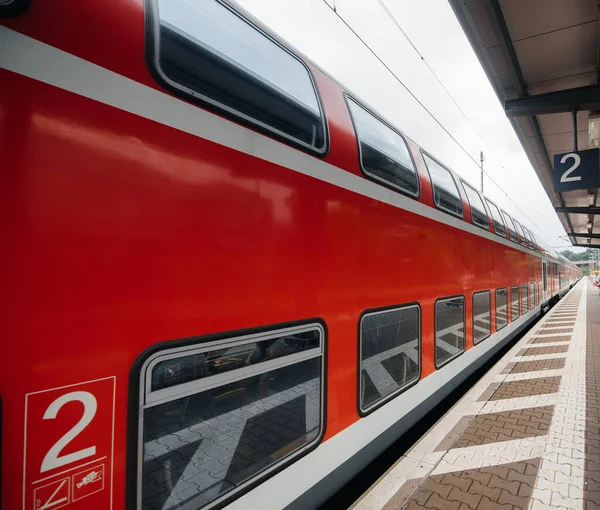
<box><xmin>560</xmin><ymin>153</ymin><xmax>582</xmax><ymax>182</ymax></box>
<box><xmin>40</xmin><ymin>391</ymin><xmax>97</xmax><ymax>473</ymax></box>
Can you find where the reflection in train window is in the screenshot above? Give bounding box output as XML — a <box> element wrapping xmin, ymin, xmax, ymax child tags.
<box><xmin>359</xmin><ymin>305</ymin><xmax>420</xmax><ymax>413</ymax></box>
<box><xmin>435</xmin><ymin>296</ymin><xmax>465</xmax><ymax>368</ymax></box>
<box><xmin>423</xmin><ymin>153</ymin><xmax>464</xmax><ymax>217</ymax></box>
<box><xmin>529</xmin><ymin>283</ymin><xmax>535</xmax><ymax>309</ymax></box>
<box><xmin>472</xmin><ymin>291</ymin><xmax>491</xmax><ymax>344</ymax></box>
<box><xmin>462</xmin><ymin>181</ymin><xmax>489</xmax><ymax>230</ymax></box>
<box><xmin>500</xmin><ymin>211</ymin><xmax>518</xmax><ymax>243</ymax></box>
<box><xmin>512</xmin><ymin>219</ymin><xmax>527</xmax><ymax>247</ymax></box>
<box><xmin>138</xmin><ymin>324</ymin><xmax>325</xmax><ymax>510</ymax></box>
<box><xmin>496</xmin><ymin>288</ymin><xmax>508</xmax><ymax>330</ymax></box>
<box><xmin>511</xmin><ymin>286</ymin><xmax>520</xmax><ymax>321</ymax></box>
<box><xmin>485</xmin><ymin>200</ymin><xmax>506</xmax><ymax>238</ymax></box>
<box><xmin>521</xmin><ymin>284</ymin><xmax>528</xmax><ymax>314</ymax></box>
<box><xmin>151</xmin><ymin>0</ymin><xmax>326</xmax><ymax>153</ymax></box>
<box><xmin>346</xmin><ymin>97</ymin><xmax>419</xmax><ymax>197</ymax></box>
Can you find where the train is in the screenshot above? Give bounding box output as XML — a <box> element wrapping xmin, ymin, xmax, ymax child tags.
<box><xmin>0</xmin><ymin>0</ymin><xmax>581</xmax><ymax>509</ymax></box>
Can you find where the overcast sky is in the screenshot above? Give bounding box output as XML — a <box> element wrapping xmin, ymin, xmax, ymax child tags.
<box><xmin>235</xmin><ymin>0</ymin><xmax>575</xmax><ymax>251</ymax></box>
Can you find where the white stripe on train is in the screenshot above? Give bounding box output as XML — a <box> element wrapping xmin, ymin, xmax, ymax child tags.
<box><xmin>0</xmin><ymin>26</ymin><xmax>543</xmax><ymax>260</ymax></box>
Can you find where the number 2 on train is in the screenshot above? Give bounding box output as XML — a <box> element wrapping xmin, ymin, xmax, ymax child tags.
<box><xmin>40</xmin><ymin>391</ymin><xmax>98</xmax><ymax>472</ymax></box>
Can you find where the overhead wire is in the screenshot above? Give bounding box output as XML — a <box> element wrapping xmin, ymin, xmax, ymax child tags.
<box><xmin>375</xmin><ymin>0</ymin><xmax>561</xmax><ymax>239</ymax></box>
<box><xmin>319</xmin><ymin>0</ymin><xmax>565</xmax><ymax>242</ymax></box>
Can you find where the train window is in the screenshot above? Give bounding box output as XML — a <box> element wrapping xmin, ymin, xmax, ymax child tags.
<box><xmin>423</xmin><ymin>153</ymin><xmax>463</xmax><ymax>217</ymax></box>
<box><xmin>512</xmin><ymin>219</ymin><xmax>525</xmax><ymax>245</ymax></box>
<box><xmin>496</xmin><ymin>288</ymin><xmax>508</xmax><ymax>330</ymax></box>
<box><xmin>529</xmin><ymin>283</ymin><xmax>535</xmax><ymax>309</ymax></box>
<box><xmin>543</xmin><ymin>262</ymin><xmax>547</xmax><ymax>291</ymax></box>
<box><xmin>359</xmin><ymin>305</ymin><xmax>420</xmax><ymax>413</ymax></box>
<box><xmin>472</xmin><ymin>291</ymin><xmax>491</xmax><ymax>344</ymax></box>
<box><xmin>510</xmin><ymin>286</ymin><xmax>520</xmax><ymax>321</ymax></box>
<box><xmin>347</xmin><ymin>98</ymin><xmax>419</xmax><ymax>196</ymax></box>
<box><xmin>513</xmin><ymin>219</ymin><xmax>528</xmax><ymax>247</ymax></box>
<box><xmin>136</xmin><ymin>323</ymin><xmax>325</xmax><ymax>510</ymax></box>
<box><xmin>527</xmin><ymin>228</ymin><xmax>536</xmax><ymax>249</ymax></box>
<box><xmin>500</xmin><ymin>211</ymin><xmax>518</xmax><ymax>243</ymax></box>
<box><xmin>149</xmin><ymin>0</ymin><xmax>327</xmax><ymax>153</ymax></box>
<box><xmin>523</xmin><ymin>227</ymin><xmax>533</xmax><ymax>248</ymax></box>
<box><xmin>525</xmin><ymin>228</ymin><xmax>537</xmax><ymax>250</ymax></box>
<box><xmin>435</xmin><ymin>296</ymin><xmax>465</xmax><ymax>368</ymax></box>
<box><xmin>461</xmin><ymin>181</ymin><xmax>489</xmax><ymax>230</ymax></box>
<box><xmin>521</xmin><ymin>284</ymin><xmax>528</xmax><ymax>314</ymax></box>
<box><xmin>485</xmin><ymin>200</ymin><xmax>506</xmax><ymax>238</ymax></box>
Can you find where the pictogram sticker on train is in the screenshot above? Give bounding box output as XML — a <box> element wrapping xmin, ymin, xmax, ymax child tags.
<box><xmin>23</xmin><ymin>377</ymin><xmax>115</xmax><ymax>510</ymax></box>
<box><xmin>34</xmin><ymin>478</ymin><xmax>69</xmax><ymax>510</ymax></box>
<box><xmin>72</xmin><ymin>464</ymin><xmax>105</xmax><ymax>502</ymax></box>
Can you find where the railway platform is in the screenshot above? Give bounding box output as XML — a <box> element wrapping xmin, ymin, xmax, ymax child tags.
<box><xmin>351</xmin><ymin>279</ymin><xmax>599</xmax><ymax>510</ymax></box>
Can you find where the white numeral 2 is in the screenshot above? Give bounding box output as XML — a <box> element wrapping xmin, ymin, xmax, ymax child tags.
<box><xmin>40</xmin><ymin>391</ymin><xmax>97</xmax><ymax>473</ymax></box>
<box><xmin>560</xmin><ymin>153</ymin><xmax>582</xmax><ymax>182</ymax></box>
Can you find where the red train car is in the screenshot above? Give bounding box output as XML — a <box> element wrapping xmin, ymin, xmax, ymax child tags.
<box><xmin>0</xmin><ymin>1</ymin><xmax>581</xmax><ymax>509</ymax></box>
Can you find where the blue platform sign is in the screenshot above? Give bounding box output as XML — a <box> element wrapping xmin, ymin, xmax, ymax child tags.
<box><xmin>554</xmin><ymin>148</ymin><xmax>600</xmax><ymax>192</ymax></box>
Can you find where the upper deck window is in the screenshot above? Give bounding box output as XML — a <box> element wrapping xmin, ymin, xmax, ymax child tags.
<box><xmin>485</xmin><ymin>200</ymin><xmax>506</xmax><ymax>238</ymax></box>
<box><xmin>523</xmin><ymin>226</ymin><xmax>536</xmax><ymax>250</ymax></box>
<box><xmin>512</xmin><ymin>219</ymin><xmax>524</xmax><ymax>244</ymax></box>
<box><xmin>528</xmin><ymin>230</ymin><xmax>538</xmax><ymax>250</ymax></box>
<box><xmin>513</xmin><ymin>219</ymin><xmax>528</xmax><ymax>247</ymax></box>
<box><xmin>149</xmin><ymin>0</ymin><xmax>326</xmax><ymax>153</ymax></box>
<box><xmin>423</xmin><ymin>154</ymin><xmax>463</xmax><ymax>217</ymax></box>
<box><xmin>346</xmin><ymin>98</ymin><xmax>419</xmax><ymax>196</ymax></box>
<box><xmin>461</xmin><ymin>181</ymin><xmax>489</xmax><ymax>230</ymax></box>
<box><xmin>501</xmin><ymin>211</ymin><xmax>518</xmax><ymax>243</ymax></box>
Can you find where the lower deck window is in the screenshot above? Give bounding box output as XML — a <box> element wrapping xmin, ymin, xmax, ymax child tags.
<box><xmin>529</xmin><ymin>283</ymin><xmax>535</xmax><ymax>309</ymax></box>
<box><xmin>472</xmin><ymin>291</ymin><xmax>491</xmax><ymax>344</ymax></box>
<box><xmin>359</xmin><ymin>305</ymin><xmax>420</xmax><ymax>413</ymax></box>
<box><xmin>496</xmin><ymin>288</ymin><xmax>508</xmax><ymax>330</ymax></box>
<box><xmin>435</xmin><ymin>296</ymin><xmax>465</xmax><ymax>367</ymax></box>
<box><xmin>137</xmin><ymin>324</ymin><xmax>325</xmax><ymax>510</ymax></box>
<box><xmin>510</xmin><ymin>286</ymin><xmax>519</xmax><ymax>321</ymax></box>
<box><xmin>521</xmin><ymin>284</ymin><xmax>528</xmax><ymax>314</ymax></box>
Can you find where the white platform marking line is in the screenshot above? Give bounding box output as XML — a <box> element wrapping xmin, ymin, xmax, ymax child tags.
<box><xmin>472</xmin><ymin>394</ymin><xmax>560</xmax><ymax>415</ymax></box>
<box><xmin>517</xmin><ymin>353</ymin><xmax>568</xmax><ymax>361</ymax></box>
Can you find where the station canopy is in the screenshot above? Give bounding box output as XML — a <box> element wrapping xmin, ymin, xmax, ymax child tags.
<box><xmin>449</xmin><ymin>0</ymin><xmax>600</xmax><ymax>247</ymax></box>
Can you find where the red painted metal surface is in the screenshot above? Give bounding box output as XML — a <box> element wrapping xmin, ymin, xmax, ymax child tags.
<box><xmin>0</xmin><ymin>1</ymin><xmax>581</xmax><ymax>509</ymax></box>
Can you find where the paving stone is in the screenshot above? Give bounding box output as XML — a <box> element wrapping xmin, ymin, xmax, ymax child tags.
<box><xmin>508</xmin><ymin>358</ymin><xmax>566</xmax><ymax>372</ymax></box>
<box><xmin>537</xmin><ymin>327</ymin><xmax>574</xmax><ymax>335</ymax></box>
<box><xmin>486</xmin><ymin>376</ymin><xmax>562</xmax><ymax>401</ymax></box>
<box><xmin>530</xmin><ymin>335</ymin><xmax>572</xmax><ymax>344</ymax></box>
<box><xmin>518</xmin><ymin>345</ymin><xmax>569</xmax><ymax>356</ymax></box>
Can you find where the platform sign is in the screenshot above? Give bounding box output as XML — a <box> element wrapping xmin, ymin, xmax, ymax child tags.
<box><xmin>553</xmin><ymin>148</ymin><xmax>600</xmax><ymax>192</ymax></box>
<box><xmin>23</xmin><ymin>377</ymin><xmax>115</xmax><ymax>510</ymax></box>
